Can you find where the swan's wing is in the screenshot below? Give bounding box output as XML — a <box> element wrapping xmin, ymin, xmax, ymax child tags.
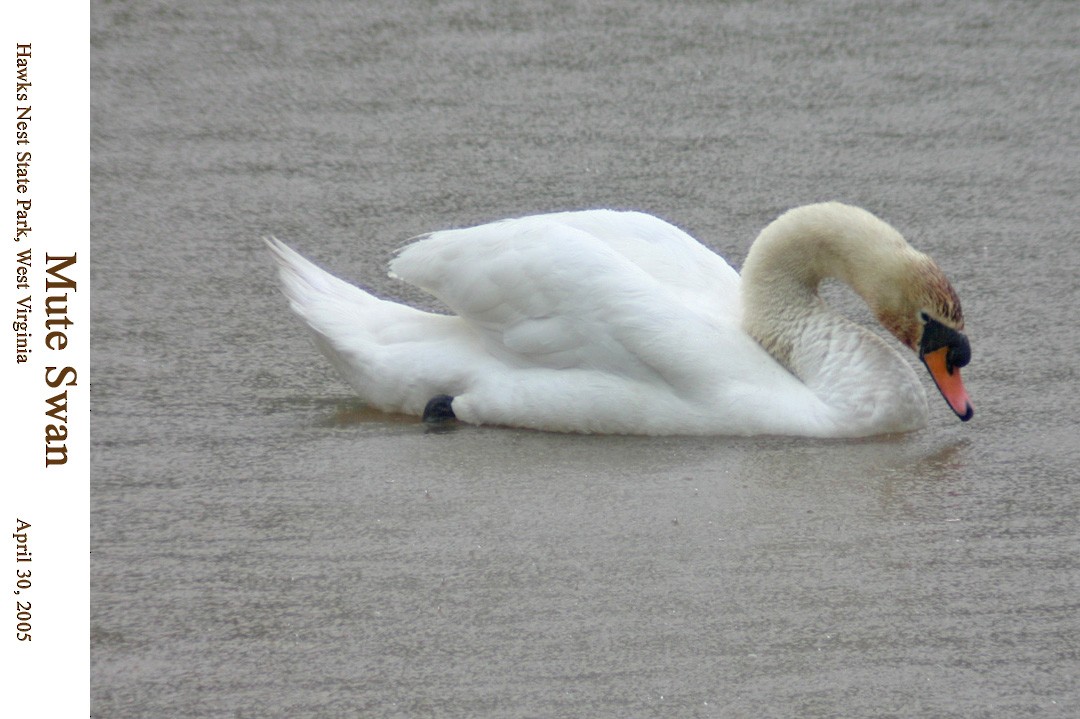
<box><xmin>388</xmin><ymin>211</ymin><xmax>742</xmax><ymax>386</ymax></box>
<box><xmin>537</xmin><ymin>210</ymin><xmax>741</xmax><ymax>316</ymax></box>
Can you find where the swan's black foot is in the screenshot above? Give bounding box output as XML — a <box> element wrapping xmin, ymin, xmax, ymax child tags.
<box><xmin>422</xmin><ymin>395</ymin><xmax>457</xmax><ymax>425</ymax></box>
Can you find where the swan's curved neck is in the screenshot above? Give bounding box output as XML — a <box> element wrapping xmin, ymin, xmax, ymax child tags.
<box><xmin>739</xmin><ymin>203</ymin><xmax>919</xmax><ymax>370</ymax></box>
<box><xmin>735</xmin><ymin>203</ymin><xmax>934</xmax><ymax>432</ymax></box>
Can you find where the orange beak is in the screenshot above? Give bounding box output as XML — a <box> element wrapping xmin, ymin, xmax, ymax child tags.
<box><xmin>921</xmin><ymin>346</ymin><xmax>974</xmax><ymax>421</ymax></box>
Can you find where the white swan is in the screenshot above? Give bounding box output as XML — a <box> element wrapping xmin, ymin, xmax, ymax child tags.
<box><xmin>267</xmin><ymin>202</ymin><xmax>973</xmax><ymax>437</ymax></box>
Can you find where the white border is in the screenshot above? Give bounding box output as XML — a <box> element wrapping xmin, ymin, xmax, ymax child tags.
<box><xmin>3</xmin><ymin>2</ymin><xmax>89</xmax><ymax>715</ymax></box>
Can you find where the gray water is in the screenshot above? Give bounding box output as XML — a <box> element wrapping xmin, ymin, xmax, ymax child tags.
<box><xmin>90</xmin><ymin>1</ymin><xmax>1080</xmax><ymax>717</ymax></box>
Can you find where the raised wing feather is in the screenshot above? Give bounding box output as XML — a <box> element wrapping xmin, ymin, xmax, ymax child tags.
<box><xmin>389</xmin><ymin>210</ymin><xmax>743</xmax><ymax>385</ymax></box>
<box><xmin>541</xmin><ymin>210</ymin><xmax>741</xmax><ymax>314</ymax></box>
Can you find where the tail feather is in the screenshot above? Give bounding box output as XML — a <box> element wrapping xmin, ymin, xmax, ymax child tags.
<box><xmin>265</xmin><ymin>237</ymin><xmax>473</xmax><ymax>414</ymax></box>
<box><xmin>265</xmin><ymin>237</ymin><xmax>377</xmax><ymax>317</ymax></box>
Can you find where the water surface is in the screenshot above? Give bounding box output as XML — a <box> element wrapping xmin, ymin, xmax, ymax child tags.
<box><xmin>91</xmin><ymin>1</ymin><xmax>1079</xmax><ymax>716</ymax></box>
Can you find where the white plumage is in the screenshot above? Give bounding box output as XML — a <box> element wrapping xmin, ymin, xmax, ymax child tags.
<box><xmin>268</xmin><ymin>203</ymin><xmax>972</xmax><ymax>436</ymax></box>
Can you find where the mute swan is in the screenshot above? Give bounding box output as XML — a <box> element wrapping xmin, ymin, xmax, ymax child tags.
<box><xmin>267</xmin><ymin>202</ymin><xmax>973</xmax><ymax>437</ymax></box>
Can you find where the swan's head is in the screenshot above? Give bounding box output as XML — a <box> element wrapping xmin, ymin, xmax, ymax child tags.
<box><xmin>744</xmin><ymin>202</ymin><xmax>975</xmax><ymax>423</ymax></box>
<box><xmin>874</xmin><ymin>258</ymin><xmax>974</xmax><ymax>422</ymax></box>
